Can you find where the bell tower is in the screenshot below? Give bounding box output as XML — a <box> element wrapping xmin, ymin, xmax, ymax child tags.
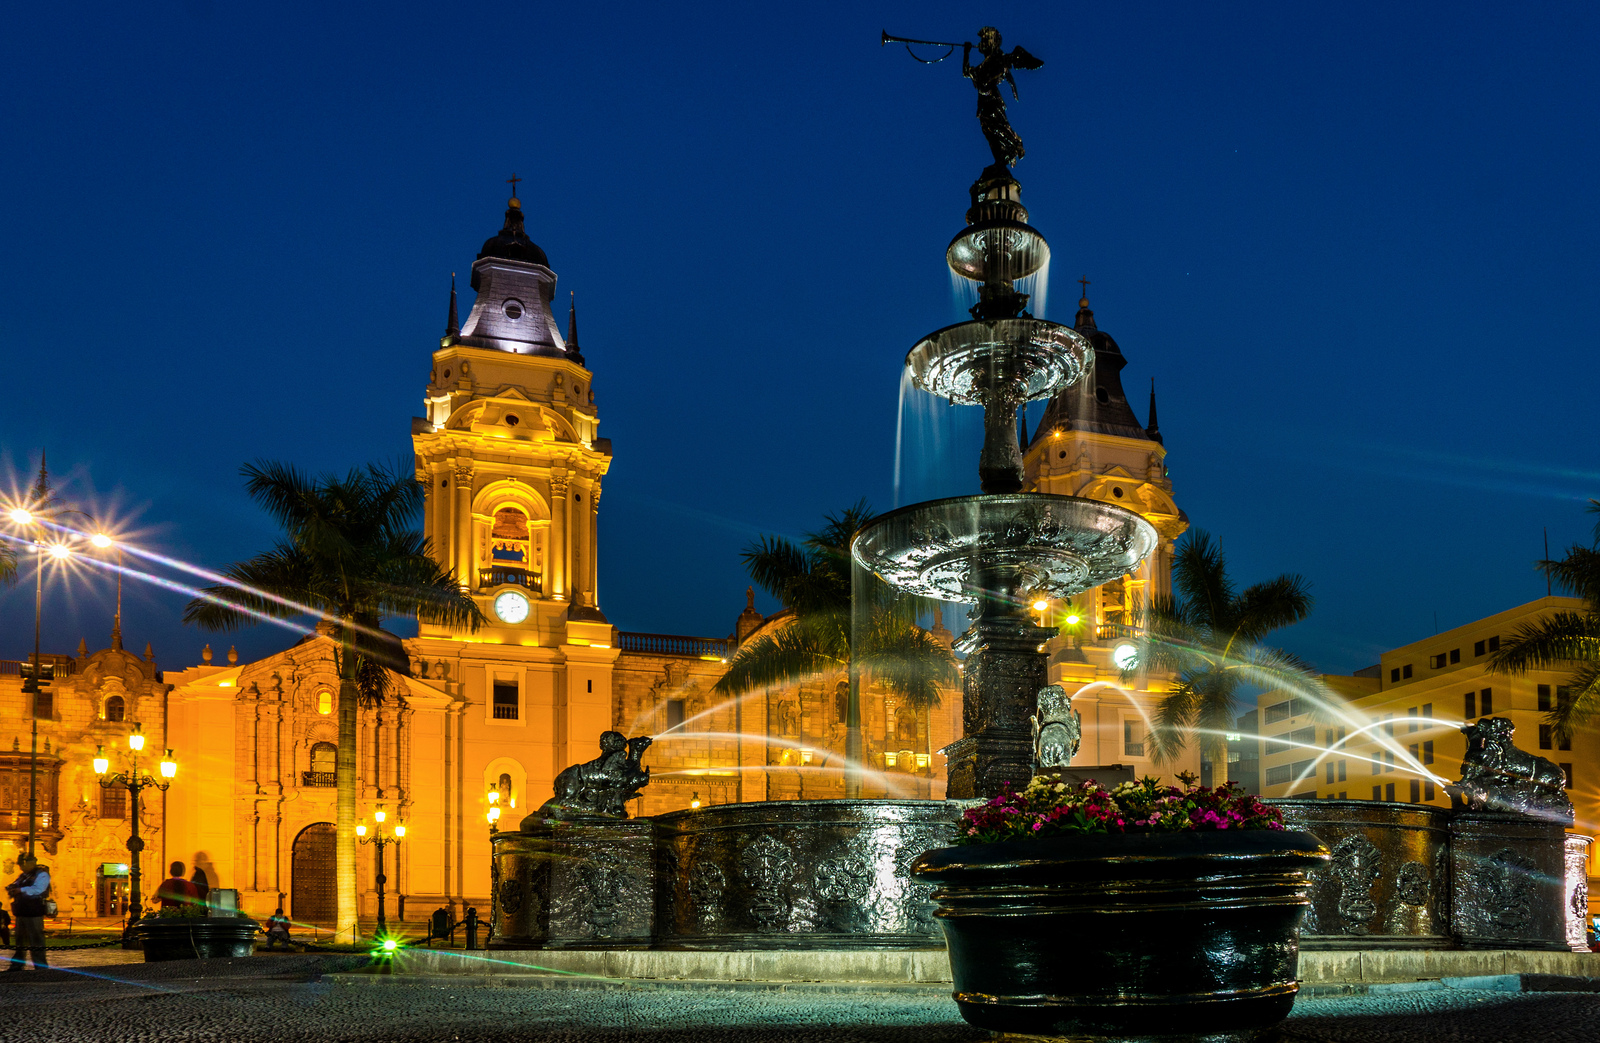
<box><xmin>1022</xmin><ymin>288</ymin><xmax>1195</xmax><ymax>779</ymax></box>
<box><xmin>412</xmin><ymin>188</ymin><xmax>613</xmax><ymax>647</ymax></box>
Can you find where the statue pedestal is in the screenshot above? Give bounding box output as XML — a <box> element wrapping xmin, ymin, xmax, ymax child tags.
<box><xmin>490</xmin><ymin>818</ymin><xmax>655</xmax><ymax>949</ymax></box>
<box><xmin>1449</xmin><ymin>812</ymin><xmax>1568</xmax><ymax>951</ymax></box>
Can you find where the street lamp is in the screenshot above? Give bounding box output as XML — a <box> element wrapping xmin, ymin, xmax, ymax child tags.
<box><xmin>93</xmin><ymin>724</ymin><xmax>176</xmax><ymax>925</ymax></box>
<box><xmin>5</xmin><ymin>503</ymin><xmax>73</xmax><ymax>862</ymax></box>
<box><xmin>357</xmin><ymin>805</ymin><xmax>404</xmax><ymax>937</ymax></box>
<box><xmin>486</xmin><ymin>789</ymin><xmax>501</xmax><ymax>833</ymax></box>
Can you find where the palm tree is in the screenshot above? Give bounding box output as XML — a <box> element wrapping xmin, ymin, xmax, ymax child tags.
<box><xmin>713</xmin><ymin>501</ymin><xmax>958</xmax><ymax>796</ymax></box>
<box><xmin>1490</xmin><ymin>500</ymin><xmax>1600</xmax><ymax>741</ymax></box>
<box><xmin>1133</xmin><ymin>529</ymin><xmax>1318</xmax><ymax>768</ymax></box>
<box><xmin>183</xmin><ymin>460</ymin><xmax>483</xmax><ymax>940</ymax></box>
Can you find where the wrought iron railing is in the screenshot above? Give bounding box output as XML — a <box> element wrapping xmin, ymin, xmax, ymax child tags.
<box><xmin>618</xmin><ymin>633</ymin><xmax>734</xmax><ymax>658</ymax></box>
<box><xmin>300</xmin><ymin>771</ymin><xmax>336</xmax><ymax>787</ymax></box>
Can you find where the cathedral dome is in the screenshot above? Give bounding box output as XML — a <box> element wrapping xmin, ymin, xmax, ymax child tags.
<box><xmin>477</xmin><ymin>197</ymin><xmax>549</xmax><ymax>269</ymax></box>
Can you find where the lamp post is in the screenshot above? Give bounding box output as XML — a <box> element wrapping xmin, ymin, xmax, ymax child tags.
<box><xmin>486</xmin><ymin>789</ymin><xmax>501</xmax><ymax>834</ymax></box>
<box><xmin>356</xmin><ymin>805</ymin><xmax>404</xmax><ymax>937</ymax></box>
<box><xmin>7</xmin><ymin>502</ymin><xmax>75</xmax><ymax>861</ymax></box>
<box><xmin>93</xmin><ymin>724</ymin><xmax>176</xmax><ymax>924</ymax></box>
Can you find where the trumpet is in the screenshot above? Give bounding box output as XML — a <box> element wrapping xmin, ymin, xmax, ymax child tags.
<box><xmin>880</xmin><ymin>31</ymin><xmax>966</xmax><ymax>50</ymax></box>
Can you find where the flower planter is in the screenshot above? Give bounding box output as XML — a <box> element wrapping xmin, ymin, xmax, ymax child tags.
<box><xmin>132</xmin><ymin>917</ymin><xmax>260</xmax><ymax>961</ymax></box>
<box><xmin>912</xmin><ymin>829</ymin><xmax>1329</xmax><ymax>1041</ymax></box>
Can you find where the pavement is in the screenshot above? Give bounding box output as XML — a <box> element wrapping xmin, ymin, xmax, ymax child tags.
<box><xmin>0</xmin><ymin>954</ymin><xmax>1598</xmax><ymax>1041</ymax></box>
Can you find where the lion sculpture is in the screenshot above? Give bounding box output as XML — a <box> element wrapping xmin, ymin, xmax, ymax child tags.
<box><xmin>1032</xmin><ymin>684</ymin><xmax>1082</xmax><ymax>773</ymax></box>
<box><xmin>1447</xmin><ymin>716</ymin><xmax>1572</xmax><ymax>823</ymax></box>
<box><xmin>537</xmin><ymin>731</ymin><xmax>653</xmax><ymax>820</ymax></box>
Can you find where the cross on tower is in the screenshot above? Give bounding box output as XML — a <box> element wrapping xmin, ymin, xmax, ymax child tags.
<box><xmin>1078</xmin><ymin>275</ymin><xmax>1091</xmax><ymax>298</ymax></box>
<box><xmin>507</xmin><ymin>173</ymin><xmax>521</xmax><ymax>197</ymax></box>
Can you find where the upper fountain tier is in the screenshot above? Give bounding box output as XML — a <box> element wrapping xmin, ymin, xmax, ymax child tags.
<box><xmin>909</xmin><ymin>170</ymin><xmax>1093</xmax><ymax>494</ymax></box>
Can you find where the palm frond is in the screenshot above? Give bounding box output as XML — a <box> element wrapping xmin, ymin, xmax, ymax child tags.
<box><xmin>741</xmin><ymin>535</ymin><xmax>812</xmax><ymax>604</ymax></box>
<box><xmin>1233</xmin><ymin>574</ymin><xmax>1314</xmax><ymax>642</ymax></box>
<box><xmin>713</xmin><ymin>616</ymin><xmax>849</xmax><ymax>696</ymax></box>
<box><xmin>1171</xmin><ymin>529</ymin><xmax>1235</xmax><ymax>631</ymax></box>
<box><xmin>1541</xmin><ymin>545</ymin><xmax>1600</xmax><ymax>605</ymax></box>
<box><xmin>854</xmin><ymin>614</ymin><xmax>958</xmax><ymax>708</ymax></box>
<box><xmin>1488</xmin><ymin>612</ymin><xmax>1600</xmax><ymax>674</ymax></box>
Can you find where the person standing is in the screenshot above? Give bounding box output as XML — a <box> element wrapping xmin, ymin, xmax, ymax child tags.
<box><xmin>153</xmin><ymin>862</ymin><xmax>200</xmax><ymax>910</ymax></box>
<box><xmin>6</xmin><ymin>854</ymin><xmax>50</xmax><ymax>970</ymax></box>
<box><xmin>0</xmin><ymin>906</ymin><xmax>11</xmax><ymax>948</ymax></box>
<box><xmin>190</xmin><ymin>865</ymin><xmax>210</xmax><ymax>908</ymax></box>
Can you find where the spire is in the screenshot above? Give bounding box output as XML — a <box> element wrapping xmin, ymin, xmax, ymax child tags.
<box><xmin>565</xmin><ymin>292</ymin><xmax>585</xmax><ymax>365</ymax></box>
<box><xmin>444</xmin><ymin>273</ymin><xmax>459</xmax><ymax>338</ymax></box>
<box><xmin>1074</xmin><ymin>278</ymin><xmax>1097</xmax><ymax>332</ymax></box>
<box><xmin>1146</xmin><ymin>378</ymin><xmax>1163</xmax><ymax>444</ymax></box>
<box><xmin>30</xmin><ymin>451</ymin><xmax>55</xmax><ymax>512</ymax></box>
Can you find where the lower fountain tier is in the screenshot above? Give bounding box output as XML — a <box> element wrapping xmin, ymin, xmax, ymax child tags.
<box><xmin>906</xmin><ymin>317</ymin><xmax>1091</xmax><ymax>405</ymax></box>
<box><xmin>490</xmin><ymin>799</ymin><xmax>962</xmax><ymax>950</ymax></box>
<box><xmin>851</xmin><ymin>493</ymin><xmax>1159</xmax><ymax>603</ymax></box>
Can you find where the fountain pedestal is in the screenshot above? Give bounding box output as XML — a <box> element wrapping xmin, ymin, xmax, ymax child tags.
<box><xmin>945</xmin><ymin>610</ymin><xmax>1055</xmax><ymax>799</ymax></box>
<box><xmin>490</xmin><ymin>818</ymin><xmax>655</xmax><ymax>949</ymax></box>
<box><xmin>1449</xmin><ymin>812</ymin><xmax>1569</xmax><ymax>951</ymax></box>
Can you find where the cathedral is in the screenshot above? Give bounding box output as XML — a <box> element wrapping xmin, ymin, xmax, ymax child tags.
<box><xmin>0</xmin><ymin>190</ymin><xmax>1188</xmax><ymax>926</ymax></box>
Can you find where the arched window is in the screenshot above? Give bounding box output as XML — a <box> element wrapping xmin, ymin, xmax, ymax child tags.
<box><xmin>316</xmin><ymin>690</ymin><xmax>332</xmax><ymax>715</ymax></box>
<box><xmin>491</xmin><ymin>508</ymin><xmax>530</xmax><ymax>565</ymax></box>
<box><xmin>104</xmin><ymin>695</ymin><xmax>126</xmax><ymax>723</ymax></box>
<box><xmin>309</xmin><ymin>742</ymin><xmax>337</xmax><ymax>774</ymax></box>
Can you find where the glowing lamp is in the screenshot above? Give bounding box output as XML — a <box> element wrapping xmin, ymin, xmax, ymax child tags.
<box><xmin>1064</xmin><ymin>613</ymin><xmax>1081</xmax><ymax>626</ymax></box>
<box><xmin>487</xmin><ymin>790</ymin><xmax>499</xmax><ymax>805</ymax></box>
<box><xmin>382</xmin><ymin>938</ymin><xmax>398</xmax><ymax>953</ymax></box>
<box><xmin>160</xmin><ymin>750</ymin><xmax>177</xmax><ymax>778</ymax></box>
<box><xmin>356</xmin><ymin>823</ymin><xmax>368</xmax><ymax>837</ymax></box>
<box><xmin>47</xmin><ymin>544</ymin><xmax>71</xmax><ymax>560</ymax></box>
<box><xmin>487</xmin><ymin>805</ymin><xmax>501</xmax><ymax>824</ymax></box>
<box><xmin>1112</xmin><ymin>643</ymin><xmax>1139</xmax><ymax>670</ymax></box>
<box><xmin>93</xmin><ymin>745</ymin><xmax>109</xmax><ymax>775</ymax></box>
<box><xmin>374</xmin><ymin>806</ymin><xmax>386</xmax><ymax>823</ymax></box>
<box><xmin>128</xmin><ymin>725</ymin><xmax>145</xmax><ymax>752</ymax></box>
<box><xmin>90</xmin><ymin>533</ymin><xmax>114</xmax><ymax>549</ymax></box>
<box><xmin>8</xmin><ymin>508</ymin><xmax>32</xmax><ymax>525</ymax></box>
<box><xmin>393</xmin><ymin>824</ymin><xmax>405</xmax><ymax>838</ymax></box>
<box><xmin>1032</xmin><ymin>600</ymin><xmax>1049</xmax><ymax>612</ymax></box>
<box><xmin>689</xmin><ymin>792</ymin><xmax>702</xmax><ymax>810</ymax></box>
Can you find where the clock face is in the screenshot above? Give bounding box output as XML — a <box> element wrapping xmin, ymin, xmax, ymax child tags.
<box><xmin>494</xmin><ymin>590</ymin><xmax>530</xmax><ymax>624</ymax></box>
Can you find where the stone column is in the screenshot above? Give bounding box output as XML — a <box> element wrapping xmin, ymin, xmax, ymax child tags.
<box><xmin>453</xmin><ymin>464</ymin><xmax>474</xmax><ymax>589</ymax></box>
<box><xmin>549</xmin><ymin>474</ymin><xmax>569</xmax><ymax>600</ymax></box>
<box><xmin>1449</xmin><ymin>811</ymin><xmax>1569</xmax><ymax>950</ymax></box>
<box><xmin>588</xmin><ymin>486</ymin><xmax>601</xmax><ymax>608</ymax></box>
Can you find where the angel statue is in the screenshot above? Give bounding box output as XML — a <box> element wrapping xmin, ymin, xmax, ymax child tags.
<box><xmin>963</xmin><ymin>27</ymin><xmax>1044</xmax><ymax>169</ymax></box>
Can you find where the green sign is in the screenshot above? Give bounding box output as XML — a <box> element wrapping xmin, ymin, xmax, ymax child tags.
<box><xmin>100</xmin><ymin>863</ymin><xmax>129</xmax><ymax>877</ymax></box>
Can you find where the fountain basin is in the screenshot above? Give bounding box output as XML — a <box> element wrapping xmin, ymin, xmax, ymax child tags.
<box><xmin>945</xmin><ymin>219</ymin><xmax>1049</xmax><ymax>283</ymax></box>
<box><xmin>1269</xmin><ymin>799</ymin><xmax>1452</xmax><ymax>950</ymax></box>
<box><xmin>654</xmin><ymin>799</ymin><xmax>960</xmax><ymax>950</ymax></box>
<box><xmin>851</xmin><ymin>493</ymin><xmax>1158</xmax><ymax>603</ymax></box>
<box><xmin>906</xmin><ymin>317</ymin><xmax>1090</xmax><ymax>405</ymax></box>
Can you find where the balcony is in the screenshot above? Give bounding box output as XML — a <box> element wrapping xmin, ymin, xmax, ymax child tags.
<box><xmin>619</xmin><ymin>632</ymin><xmax>734</xmax><ymax>659</ymax></box>
<box><xmin>1095</xmin><ymin>623</ymin><xmax>1141</xmax><ymax>643</ymax></box>
<box><xmin>300</xmin><ymin>771</ymin><xmax>336</xmax><ymax>788</ymax></box>
<box><xmin>479</xmin><ymin>567</ymin><xmax>542</xmax><ymax>592</ymax></box>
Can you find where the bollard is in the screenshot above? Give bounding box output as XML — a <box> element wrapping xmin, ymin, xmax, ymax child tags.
<box><xmin>430</xmin><ymin>907</ymin><xmax>449</xmax><ymax>947</ymax></box>
<box><xmin>465</xmin><ymin>907</ymin><xmax>479</xmax><ymax>951</ymax></box>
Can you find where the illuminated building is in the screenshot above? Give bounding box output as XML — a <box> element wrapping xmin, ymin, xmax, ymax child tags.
<box><xmin>1020</xmin><ymin>292</ymin><xmax>1197</xmax><ymax>781</ymax></box>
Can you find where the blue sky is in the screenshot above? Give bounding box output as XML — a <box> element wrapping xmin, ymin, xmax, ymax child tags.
<box><xmin>2</xmin><ymin>1</ymin><xmax>1598</xmax><ymax>674</ymax></box>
